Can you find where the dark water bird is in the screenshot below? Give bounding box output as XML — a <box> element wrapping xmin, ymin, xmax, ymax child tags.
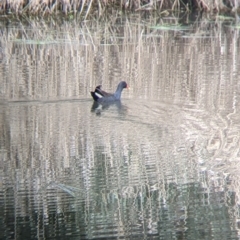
<box><xmin>90</xmin><ymin>81</ymin><xmax>129</xmax><ymax>102</ymax></box>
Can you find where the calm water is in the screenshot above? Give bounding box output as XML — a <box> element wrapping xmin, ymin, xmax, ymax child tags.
<box><xmin>1</xmin><ymin>14</ymin><xmax>240</xmax><ymax>239</ymax></box>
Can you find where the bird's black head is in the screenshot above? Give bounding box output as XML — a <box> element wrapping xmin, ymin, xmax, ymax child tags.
<box><xmin>120</xmin><ymin>81</ymin><xmax>129</xmax><ymax>89</ymax></box>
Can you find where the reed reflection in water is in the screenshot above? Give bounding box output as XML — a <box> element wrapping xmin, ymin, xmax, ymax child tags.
<box><xmin>1</xmin><ymin>15</ymin><xmax>240</xmax><ymax>239</ymax></box>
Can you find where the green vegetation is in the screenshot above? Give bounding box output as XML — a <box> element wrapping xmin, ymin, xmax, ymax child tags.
<box><xmin>0</xmin><ymin>0</ymin><xmax>238</xmax><ymax>17</ymax></box>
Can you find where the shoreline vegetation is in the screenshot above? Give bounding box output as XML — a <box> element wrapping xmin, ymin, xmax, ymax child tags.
<box><xmin>0</xmin><ymin>0</ymin><xmax>238</xmax><ymax>17</ymax></box>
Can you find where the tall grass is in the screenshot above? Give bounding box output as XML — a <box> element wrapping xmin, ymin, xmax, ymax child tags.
<box><xmin>0</xmin><ymin>0</ymin><xmax>238</xmax><ymax>16</ymax></box>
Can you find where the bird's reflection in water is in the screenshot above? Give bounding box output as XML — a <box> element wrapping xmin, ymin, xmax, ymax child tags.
<box><xmin>91</xmin><ymin>100</ymin><xmax>128</xmax><ymax>116</ymax></box>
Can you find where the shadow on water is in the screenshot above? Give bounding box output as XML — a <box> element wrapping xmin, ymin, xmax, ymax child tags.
<box><xmin>91</xmin><ymin>100</ymin><xmax>128</xmax><ymax>116</ymax></box>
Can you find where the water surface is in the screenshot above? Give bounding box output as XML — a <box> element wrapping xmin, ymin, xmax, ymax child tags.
<box><xmin>1</xmin><ymin>14</ymin><xmax>240</xmax><ymax>239</ymax></box>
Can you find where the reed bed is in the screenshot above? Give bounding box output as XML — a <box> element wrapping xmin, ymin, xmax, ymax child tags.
<box><xmin>0</xmin><ymin>14</ymin><xmax>239</xmax><ymax>101</ymax></box>
<box><xmin>0</xmin><ymin>0</ymin><xmax>238</xmax><ymax>17</ymax></box>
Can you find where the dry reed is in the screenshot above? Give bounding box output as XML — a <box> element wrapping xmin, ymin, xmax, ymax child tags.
<box><xmin>1</xmin><ymin>15</ymin><xmax>240</xmax><ymax>239</ymax></box>
<box><xmin>0</xmin><ymin>0</ymin><xmax>237</xmax><ymax>16</ymax></box>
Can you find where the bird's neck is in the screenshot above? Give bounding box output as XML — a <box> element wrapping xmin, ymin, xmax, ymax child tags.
<box><xmin>114</xmin><ymin>91</ymin><xmax>122</xmax><ymax>100</ymax></box>
<box><xmin>114</xmin><ymin>84</ymin><xmax>124</xmax><ymax>100</ymax></box>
